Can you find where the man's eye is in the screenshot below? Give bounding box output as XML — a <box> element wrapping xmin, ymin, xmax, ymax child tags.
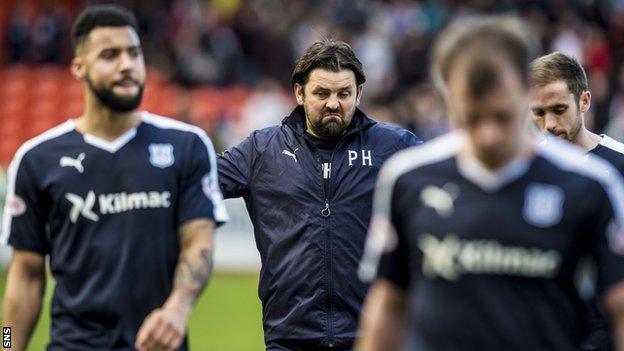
<box><xmin>532</xmin><ymin>110</ymin><xmax>544</xmax><ymax>117</ymax></box>
<box><xmin>339</xmin><ymin>92</ymin><xmax>350</xmax><ymax>98</ymax></box>
<box><xmin>100</xmin><ymin>50</ymin><xmax>117</xmax><ymax>59</ymax></box>
<box><xmin>554</xmin><ymin>107</ymin><xmax>567</xmax><ymax>115</ymax></box>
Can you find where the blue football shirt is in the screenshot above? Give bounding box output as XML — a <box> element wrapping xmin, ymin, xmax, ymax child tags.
<box><xmin>361</xmin><ymin>132</ymin><xmax>624</xmax><ymax>351</ymax></box>
<box><xmin>1</xmin><ymin>112</ymin><xmax>228</xmax><ymax>350</ymax></box>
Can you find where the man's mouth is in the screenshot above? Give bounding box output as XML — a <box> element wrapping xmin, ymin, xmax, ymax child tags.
<box><xmin>554</xmin><ymin>132</ymin><xmax>566</xmax><ymax>138</ymax></box>
<box><xmin>114</xmin><ymin>78</ymin><xmax>138</xmax><ymax>87</ymax></box>
<box><xmin>323</xmin><ymin>113</ymin><xmax>342</xmax><ymax>119</ymax></box>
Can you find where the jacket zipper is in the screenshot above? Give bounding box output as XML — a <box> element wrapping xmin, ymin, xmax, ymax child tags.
<box><xmin>306</xmin><ymin>137</ymin><xmax>335</xmax><ymax>347</ymax></box>
<box><xmin>323</xmin><ymin>150</ymin><xmax>334</xmax><ymax>348</ymax></box>
<box><xmin>302</xmin><ymin>129</ymin><xmax>360</xmax><ymax>348</ymax></box>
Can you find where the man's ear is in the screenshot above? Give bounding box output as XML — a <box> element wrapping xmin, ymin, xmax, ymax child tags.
<box><xmin>294</xmin><ymin>83</ymin><xmax>304</xmax><ymax>105</ymax></box>
<box><xmin>579</xmin><ymin>90</ymin><xmax>591</xmax><ymax>114</ymax></box>
<box><xmin>70</xmin><ymin>56</ymin><xmax>86</xmax><ymax>81</ymax></box>
<box><xmin>356</xmin><ymin>84</ymin><xmax>364</xmax><ymax>106</ymax></box>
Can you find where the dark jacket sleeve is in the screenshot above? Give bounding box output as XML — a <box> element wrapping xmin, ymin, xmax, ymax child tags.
<box><xmin>401</xmin><ymin>130</ymin><xmax>422</xmax><ymax>149</ymax></box>
<box><xmin>217</xmin><ymin>133</ymin><xmax>258</xmax><ymax>199</ymax></box>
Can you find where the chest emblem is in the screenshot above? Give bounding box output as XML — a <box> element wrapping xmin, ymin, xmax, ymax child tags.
<box><xmin>149</xmin><ymin>144</ymin><xmax>175</xmax><ymax>168</ymax></box>
<box><xmin>60</xmin><ymin>153</ymin><xmax>85</xmax><ymax>173</ymax></box>
<box><xmin>282</xmin><ymin>148</ymin><xmax>299</xmax><ymax>163</ymax></box>
<box><xmin>420</xmin><ymin>183</ymin><xmax>460</xmax><ymax>218</ymax></box>
<box><xmin>523</xmin><ymin>183</ymin><xmax>564</xmax><ymax>228</ymax></box>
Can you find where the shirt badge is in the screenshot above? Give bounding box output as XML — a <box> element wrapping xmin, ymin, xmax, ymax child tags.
<box><xmin>149</xmin><ymin>144</ymin><xmax>175</xmax><ymax>168</ymax></box>
<box><xmin>523</xmin><ymin>183</ymin><xmax>564</xmax><ymax>228</ymax></box>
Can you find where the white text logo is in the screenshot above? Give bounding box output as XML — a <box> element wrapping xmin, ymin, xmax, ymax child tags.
<box><xmin>65</xmin><ymin>191</ymin><xmax>171</xmax><ymax>222</ymax></box>
<box><xmin>348</xmin><ymin>150</ymin><xmax>372</xmax><ymax>166</ymax></box>
<box><xmin>323</xmin><ymin>162</ymin><xmax>331</xmax><ymax>179</ymax></box>
<box><xmin>419</xmin><ymin>234</ymin><xmax>561</xmax><ymax>281</ymax></box>
<box><xmin>99</xmin><ymin>191</ymin><xmax>171</xmax><ymax>215</ymax></box>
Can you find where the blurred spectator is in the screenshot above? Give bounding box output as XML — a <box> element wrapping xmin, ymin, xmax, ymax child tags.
<box><xmin>7</xmin><ymin>5</ymin><xmax>30</xmax><ymax>62</ymax></box>
<box><xmin>223</xmin><ymin>77</ymin><xmax>292</xmax><ymax>148</ymax></box>
<box><xmin>606</xmin><ymin>65</ymin><xmax>624</xmax><ymax>140</ymax></box>
<box><xmin>4</xmin><ymin>0</ymin><xmax>624</xmax><ymax>157</ymax></box>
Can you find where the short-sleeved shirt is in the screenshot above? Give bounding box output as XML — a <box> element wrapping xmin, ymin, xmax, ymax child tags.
<box><xmin>1</xmin><ymin>112</ymin><xmax>228</xmax><ymax>351</ymax></box>
<box><xmin>590</xmin><ymin>135</ymin><xmax>624</xmax><ymax>177</ymax></box>
<box><xmin>360</xmin><ymin>132</ymin><xmax>624</xmax><ymax>351</ymax></box>
<box><xmin>585</xmin><ymin>134</ymin><xmax>624</xmax><ymax>351</ymax></box>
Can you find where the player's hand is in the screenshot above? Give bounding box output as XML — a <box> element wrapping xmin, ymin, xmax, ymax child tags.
<box><xmin>135</xmin><ymin>303</ymin><xmax>191</xmax><ymax>351</ymax></box>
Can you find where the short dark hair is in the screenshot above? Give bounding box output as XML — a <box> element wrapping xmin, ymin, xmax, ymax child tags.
<box><xmin>431</xmin><ymin>15</ymin><xmax>539</xmax><ymax>98</ymax></box>
<box><xmin>292</xmin><ymin>39</ymin><xmax>366</xmax><ymax>87</ymax></box>
<box><xmin>72</xmin><ymin>4</ymin><xmax>139</xmax><ymax>54</ymax></box>
<box><xmin>530</xmin><ymin>52</ymin><xmax>588</xmax><ymax>103</ymax></box>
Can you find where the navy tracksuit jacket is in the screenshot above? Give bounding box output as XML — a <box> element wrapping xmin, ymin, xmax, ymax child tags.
<box><xmin>217</xmin><ymin>106</ymin><xmax>420</xmax><ymax>350</ymax></box>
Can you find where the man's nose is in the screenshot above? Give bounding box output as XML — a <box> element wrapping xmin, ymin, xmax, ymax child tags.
<box><xmin>544</xmin><ymin>114</ymin><xmax>558</xmax><ymax>133</ymax></box>
<box><xmin>118</xmin><ymin>52</ymin><xmax>135</xmax><ymax>72</ymax></box>
<box><xmin>477</xmin><ymin>120</ymin><xmax>505</xmax><ymax>147</ymax></box>
<box><xmin>326</xmin><ymin>96</ymin><xmax>339</xmax><ymax>111</ymax></box>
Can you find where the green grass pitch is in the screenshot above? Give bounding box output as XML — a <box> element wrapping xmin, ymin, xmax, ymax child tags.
<box><xmin>0</xmin><ymin>270</ymin><xmax>265</xmax><ymax>350</ymax></box>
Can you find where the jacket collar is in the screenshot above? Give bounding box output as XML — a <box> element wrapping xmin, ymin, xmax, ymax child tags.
<box><xmin>282</xmin><ymin>105</ymin><xmax>376</xmax><ymax>137</ymax></box>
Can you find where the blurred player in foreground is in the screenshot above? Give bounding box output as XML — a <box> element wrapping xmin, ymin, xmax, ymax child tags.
<box><xmin>356</xmin><ymin>16</ymin><xmax>624</xmax><ymax>351</ymax></box>
<box><xmin>1</xmin><ymin>5</ymin><xmax>227</xmax><ymax>351</ymax></box>
<box><xmin>218</xmin><ymin>40</ymin><xmax>420</xmax><ymax>350</ymax></box>
<box><xmin>530</xmin><ymin>51</ymin><xmax>624</xmax><ymax>351</ymax></box>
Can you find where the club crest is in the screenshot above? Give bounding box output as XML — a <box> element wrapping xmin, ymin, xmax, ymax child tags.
<box><xmin>149</xmin><ymin>144</ymin><xmax>175</xmax><ymax>168</ymax></box>
<box><xmin>523</xmin><ymin>183</ymin><xmax>564</xmax><ymax>228</ymax></box>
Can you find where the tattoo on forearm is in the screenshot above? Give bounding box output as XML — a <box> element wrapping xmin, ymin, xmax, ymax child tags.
<box><xmin>174</xmin><ymin>248</ymin><xmax>213</xmax><ymax>304</ymax></box>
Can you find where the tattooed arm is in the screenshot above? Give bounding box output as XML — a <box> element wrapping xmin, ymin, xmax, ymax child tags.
<box><xmin>136</xmin><ymin>219</ymin><xmax>216</xmax><ymax>351</ymax></box>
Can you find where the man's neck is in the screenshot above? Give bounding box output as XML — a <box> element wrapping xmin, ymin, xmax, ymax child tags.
<box><xmin>305</xmin><ymin>127</ymin><xmax>345</xmax><ymax>141</ymax></box>
<box><xmin>572</xmin><ymin>127</ymin><xmax>602</xmax><ymax>151</ymax></box>
<box><xmin>76</xmin><ymin>96</ymin><xmax>141</xmax><ymax>141</ymax></box>
<box><xmin>464</xmin><ymin>130</ymin><xmax>537</xmax><ymax>172</ymax></box>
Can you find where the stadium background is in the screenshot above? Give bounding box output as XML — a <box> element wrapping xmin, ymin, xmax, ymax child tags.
<box><xmin>1</xmin><ymin>0</ymin><xmax>624</xmax><ymax>349</ymax></box>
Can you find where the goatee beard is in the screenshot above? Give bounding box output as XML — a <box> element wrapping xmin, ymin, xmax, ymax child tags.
<box><xmin>86</xmin><ymin>76</ymin><xmax>144</xmax><ymax>112</ymax></box>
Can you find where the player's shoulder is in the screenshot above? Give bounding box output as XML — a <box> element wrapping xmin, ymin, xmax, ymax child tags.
<box><xmin>378</xmin><ymin>131</ymin><xmax>462</xmax><ymax>187</ymax></box>
<box><xmin>538</xmin><ymin>136</ymin><xmax>621</xmax><ymax>190</ymax></box>
<box><xmin>141</xmin><ymin>112</ymin><xmax>219</xmax><ymax>159</ymax></box>
<box><xmin>369</xmin><ymin>121</ymin><xmax>419</xmax><ymax>143</ymax></box>
<box><xmin>593</xmin><ymin>135</ymin><xmax>624</xmax><ymax>173</ymax></box>
<box><xmin>599</xmin><ymin>134</ymin><xmax>624</xmax><ymax>155</ymax></box>
<box><xmin>253</xmin><ymin>125</ymin><xmax>283</xmax><ymax>140</ymax></box>
<box><xmin>141</xmin><ymin>112</ymin><xmax>208</xmax><ymax>139</ymax></box>
<box><xmin>12</xmin><ymin>119</ymin><xmax>76</xmax><ymax>165</ymax></box>
<box><xmin>369</xmin><ymin>121</ymin><xmax>409</xmax><ymax>135</ymax></box>
<box><xmin>242</xmin><ymin>125</ymin><xmax>289</xmax><ymax>152</ymax></box>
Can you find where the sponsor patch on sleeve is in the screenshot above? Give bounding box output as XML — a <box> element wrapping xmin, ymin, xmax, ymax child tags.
<box><xmin>6</xmin><ymin>195</ymin><xmax>26</xmax><ymax>217</ymax></box>
<box><xmin>607</xmin><ymin>219</ymin><xmax>624</xmax><ymax>255</ymax></box>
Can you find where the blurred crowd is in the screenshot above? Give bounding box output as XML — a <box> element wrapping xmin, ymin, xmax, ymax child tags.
<box><xmin>4</xmin><ymin>0</ymin><xmax>624</xmax><ymax>147</ymax></box>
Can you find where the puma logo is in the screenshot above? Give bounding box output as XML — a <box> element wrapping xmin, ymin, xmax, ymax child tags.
<box><xmin>420</xmin><ymin>183</ymin><xmax>460</xmax><ymax>217</ymax></box>
<box><xmin>60</xmin><ymin>153</ymin><xmax>86</xmax><ymax>173</ymax></box>
<box><xmin>282</xmin><ymin>148</ymin><xmax>299</xmax><ymax>163</ymax></box>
